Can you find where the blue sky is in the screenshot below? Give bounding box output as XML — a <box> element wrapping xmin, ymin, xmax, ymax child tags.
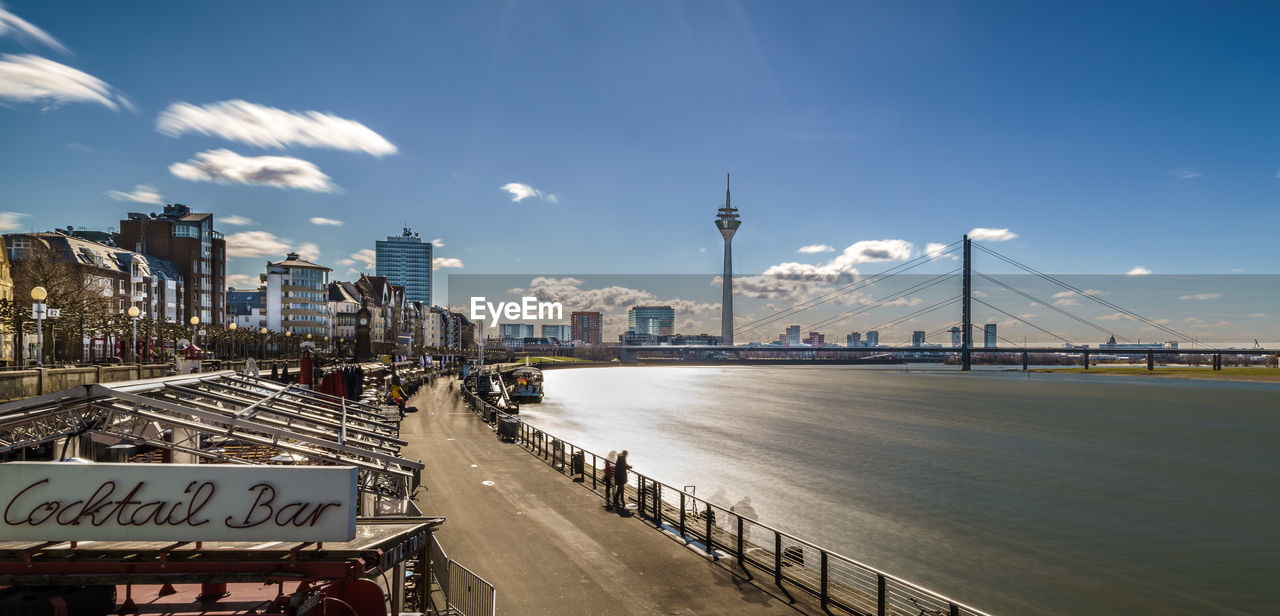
<box><xmin>2</xmin><ymin>1</ymin><xmax>1278</xmax><ymax>342</ymax></box>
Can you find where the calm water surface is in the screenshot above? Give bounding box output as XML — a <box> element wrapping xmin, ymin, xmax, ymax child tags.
<box><xmin>517</xmin><ymin>366</ymin><xmax>1279</xmax><ymax>616</ymax></box>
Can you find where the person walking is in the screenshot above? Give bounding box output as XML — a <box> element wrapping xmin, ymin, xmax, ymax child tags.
<box><xmin>612</xmin><ymin>450</ymin><xmax>630</xmax><ymax>511</ymax></box>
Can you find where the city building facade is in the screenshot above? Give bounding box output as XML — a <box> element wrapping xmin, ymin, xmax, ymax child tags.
<box><xmin>375</xmin><ymin>227</ymin><xmax>432</xmax><ymax>305</ymax></box>
<box><xmin>541</xmin><ymin>324</ymin><xmax>571</xmax><ymax>341</ymax></box>
<box><xmin>117</xmin><ymin>204</ymin><xmax>226</xmax><ymax>326</ymax></box>
<box><xmin>912</xmin><ymin>330</ymin><xmax>927</xmax><ymax>346</ymax></box>
<box><xmin>262</xmin><ymin>252</ymin><xmax>331</xmax><ymax>337</ymax></box>
<box><xmin>984</xmin><ymin>324</ymin><xmax>998</xmax><ymax>348</ymax></box>
<box><xmin>571</xmin><ymin>311</ymin><xmax>603</xmax><ymax>344</ymax></box>
<box><xmin>627</xmin><ymin>305</ymin><xmax>675</xmax><ymax>336</ymax></box>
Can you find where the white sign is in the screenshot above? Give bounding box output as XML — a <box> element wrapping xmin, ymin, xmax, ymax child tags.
<box><xmin>0</xmin><ymin>463</ymin><xmax>357</xmax><ymax>543</ymax></box>
<box><xmin>47</xmin><ymin>308</ymin><xmax>61</xmax><ymax>318</ymax></box>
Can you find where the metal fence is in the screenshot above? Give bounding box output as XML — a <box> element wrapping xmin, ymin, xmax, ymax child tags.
<box><xmin>429</xmin><ymin>534</ymin><xmax>497</xmax><ymax>616</ymax></box>
<box><xmin>460</xmin><ymin>384</ymin><xmax>993</xmax><ymax>616</ymax></box>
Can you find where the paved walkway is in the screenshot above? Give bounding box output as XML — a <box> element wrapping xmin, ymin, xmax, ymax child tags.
<box><xmin>401</xmin><ymin>378</ymin><xmax>818</xmax><ymax>616</ymax></box>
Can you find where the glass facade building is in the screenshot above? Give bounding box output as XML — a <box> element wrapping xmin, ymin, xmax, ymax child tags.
<box><xmin>627</xmin><ymin>305</ymin><xmax>675</xmax><ymax>336</ymax></box>
<box><xmin>375</xmin><ymin>228</ymin><xmax>432</xmax><ymax>305</ymax></box>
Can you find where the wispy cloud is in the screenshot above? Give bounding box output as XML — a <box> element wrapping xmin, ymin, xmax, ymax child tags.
<box><xmin>338</xmin><ymin>249</ymin><xmax>376</xmax><ymax>270</ymax></box>
<box><xmin>105</xmin><ymin>184</ymin><xmax>162</xmax><ymax>204</ymax></box>
<box><xmin>0</xmin><ymin>6</ymin><xmax>68</xmax><ymax>54</ymax></box>
<box><xmin>797</xmin><ymin>244</ymin><xmax>834</xmax><ymax>254</ymax></box>
<box><xmin>221</xmin><ymin>215</ymin><xmax>252</xmax><ymax>226</ymax></box>
<box><xmin>225</xmin><ymin>273</ymin><xmax>255</xmax><ymax>288</ymax></box>
<box><xmin>0</xmin><ymin>54</ymin><xmax>131</xmax><ymax>111</ymax></box>
<box><xmin>156</xmin><ymin>100</ymin><xmax>396</xmax><ymax>156</ymax></box>
<box><xmin>500</xmin><ymin>182</ymin><xmax>558</xmax><ymax>203</ymax></box>
<box><xmin>1126</xmin><ymin>266</ymin><xmax>1151</xmax><ymax>276</ymax></box>
<box><xmin>309</xmin><ymin>216</ymin><xmax>343</xmax><ymax>226</ymax></box>
<box><xmin>924</xmin><ymin>242</ymin><xmax>958</xmax><ymax>260</ymax></box>
<box><xmin>1247</xmin><ymin>313</ymin><xmax>1267</xmax><ymax>318</ymax></box>
<box><xmin>433</xmin><ymin>257</ymin><xmax>464</xmax><ymax>270</ymax></box>
<box><xmin>169</xmin><ymin>149</ymin><xmax>337</xmax><ymax>192</ymax></box>
<box><xmin>764</xmin><ymin>239</ymin><xmax>914</xmax><ymax>281</ymax></box>
<box><xmin>431</xmin><ymin>237</ymin><xmax>445</xmax><ymax>247</ymax></box>
<box><xmin>224</xmin><ymin>230</ymin><xmax>293</xmax><ymax>257</ymax></box>
<box><xmin>1178</xmin><ymin>293</ymin><xmax>1222</xmax><ymax>301</ymax></box>
<box><xmin>0</xmin><ymin>211</ymin><xmax>30</xmax><ymax>231</ymax></box>
<box><xmin>968</xmin><ymin>227</ymin><xmax>1018</xmax><ymax>242</ymax></box>
<box><xmin>295</xmin><ymin>243</ymin><xmax>320</xmax><ymax>262</ymax></box>
<box><xmin>1172</xmin><ymin>166</ymin><xmax>1202</xmax><ymax>180</ymax></box>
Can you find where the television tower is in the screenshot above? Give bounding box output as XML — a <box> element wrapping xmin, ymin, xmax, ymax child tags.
<box><xmin>715</xmin><ymin>173</ymin><xmax>741</xmax><ymax>346</ymax></box>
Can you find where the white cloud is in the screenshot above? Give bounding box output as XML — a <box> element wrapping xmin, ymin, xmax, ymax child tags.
<box><xmin>156</xmin><ymin>100</ymin><xmax>397</xmax><ymax>156</ymax></box>
<box><xmin>763</xmin><ymin>239</ymin><xmax>914</xmax><ymax>281</ymax></box>
<box><xmin>433</xmin><ymin>257</ymin><xmax>464</xmax><ymax>270</ymax></box>
<box><xmin>295</xmin><ymin>243</ymin><xmax>320</xmax><ymax>262</ymax></box>
<box><xmin>797</xmin><ymin>244</ymin><xmax>835</xmax><ymax>254</ymax></box>
<box><xmin>1097</xmin><ymin>313</ymin><xmax>1137</xmax><ymax>321</ymax></box>
<box><xmin>431</xmin><ymin>238</ymin><xmax>445</xmax><ymax>247</ymax></box>
<box><xmin>698</xmin><ymin>247</ymin><xmax>707</xmax><ymax>254</ymax></box>
<box><xmin>1178</xmin><ymin>293</ymin><xmax>1221</xmax><ymax>301</ymax></box>
<box><xmin>0</xmin><ymin>211</ymin><xmax>30</xmax><ymax>231</ymax></box>
<box><xmin>500</xmin><ymin>182</ymin><xmax>557</xmax><ymax>203</ymax></box>
<box><xmin>1126</xmin><ymin>266</ymin><xmax>1151</xmax><ymax>276</ymax></box>
<box><xmin>1172</xmin><ymin>167</ymin><xmax>1202</xmax><ymax>180</ymax></box>
<box><xmin>105</xmin><ymin>184</ymin><xmax>162</xmax><ymax>204</ymax></box>
<box><xmin>924</xmin><ymin>242</ymin><xmax>958</xmax><ymax>260</ymax></box>
<box><xmin>224</xmin><ymin>231</ymin><xmax>292</xmax><ymax>257</ymax></box>
<box><xmin>968</xmin><ymin>227</ymin><xmax>1018</xmax><ymax>242</ymax></box>
<box><xmin>309</xmin><ymin>216</ymin><xmax>343</xmax><ymax>226</ymax></box>
<box><xmin>169</xmin><ymin>149</ymin><xmax>337</xmax><ymax>192</ymax></box>
<box><xmin>1053</xmin><ymin>298</ymin><xmax>1080</xmax><ymax>306</ymax></box>
<box><xmin>347</xmin><ymin>249</ymin><xmax>376</xmax><ymax>269</ymax></box>
<box><xmin>1247</xmin><ymin>313</ymin><xmax>1267</xmax><ymax>318</ymax></box>
<box><xmin>0</xmin><ymin>7</ymin><xmax>68</xmax><ymax>54</ymax></box>
<box><xmin>225</xmin><ymin>273</ymin><xmax>255</xmax><ymax>288</ymax></box>
<box><xmin>221</xmin><ymin>215</ymin><xmax>253</xmax><ymax>226</ymax></box>
<box><xmin>0</xmin><ymin>53</ymin><xmax>131</xmax><ymax>111</ymax></box>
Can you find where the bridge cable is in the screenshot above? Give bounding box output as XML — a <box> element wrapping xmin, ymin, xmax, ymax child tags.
<box><xmin>971</xmin><ymin>298</ymin><xmax>1070</xmax><ymax>344</ymax></box>
<box><xmin>732</xmin><ymin>240</ymin><xmax>963</xmax><ymax>335</ymax></box>
<box><xmin>802</xmin><ymin>271</ymin><xmax>960</xmax><ymax>332</ymax></box>
<box><xmin>973</xmin><ymin>271</ymin><xmax>1126</xmax><ymax>342</ymax></box>
<box><xmin>973</xmin><ymin>244</ymin><xmax>1214</xmax><ymax>349</ymax></box>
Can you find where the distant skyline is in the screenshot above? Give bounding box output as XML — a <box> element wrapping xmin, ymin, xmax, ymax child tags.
<box><xmin>3</xmin><ymin>1</ymin><xmax>1279</xmax><ymax>315</ymax></box>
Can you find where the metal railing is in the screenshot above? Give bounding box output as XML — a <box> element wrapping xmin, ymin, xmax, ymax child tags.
<box><xmin>429</xmin><ymin>534</ymin><xmax>496</xmax><ymax>616</ymax></box>
<box><xmin>460</xmin><ymin>384</ymin><xmax>993</xmax><ymax>616</ymax></box>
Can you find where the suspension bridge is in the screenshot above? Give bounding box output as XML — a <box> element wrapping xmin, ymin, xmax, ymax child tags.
<box><xmin>619</xmin><ymin>235</ymin><xmax>1279</xmax><ymax>369</ymax></box>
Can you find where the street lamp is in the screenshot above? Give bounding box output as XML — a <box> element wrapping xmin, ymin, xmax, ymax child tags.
<box><xmin>31</xmin><ymin>286</ymin><xmax>47</xmax><ymax>367</ymax></box>
<box><xmin>190</xmin><ymin>316</ymin><xmax>200</xmax><ymax>347</ymax></box>
<box><xmin>260</xmin><ymin>327</ymin><xmax>268</xmax><ymax>359</ymax></box>
<box><xmin>127</xmin><ymin>306</ymin><xmax>140</xmax><ymax>364</ymax></box>
<box><xmin>285</xmin><ymin>330</ymin><xmax>292</xmax><ymax>359</ymax></box>
<box><xmin>229</xmin><ymin>322</ymin><xmax>237</xmax><ymax>359</ymax></box>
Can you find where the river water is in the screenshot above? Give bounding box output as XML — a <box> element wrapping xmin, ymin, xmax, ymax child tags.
<box><xmin>516</xmin><ymin>366</ymin><xmax>1278</xmax><ymax>616</ymax></box>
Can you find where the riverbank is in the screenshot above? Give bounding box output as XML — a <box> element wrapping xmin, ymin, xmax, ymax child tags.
<box><xmin>1027</xmin><ymin>366</ymin><xmax>1280</xmax><ymax>382</ymax></box>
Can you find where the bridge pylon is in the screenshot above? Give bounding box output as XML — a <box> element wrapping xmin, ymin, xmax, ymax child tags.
<box><xmin>962</xmin><ymin>234</ymin><xmax>972</xmax><ymax>371</ymax></box>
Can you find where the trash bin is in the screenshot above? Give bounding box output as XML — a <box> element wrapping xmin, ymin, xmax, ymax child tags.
<box><xmin>571</xmin><ymin>451</ymin><xmax>585</xmax><ymax>481</ymax></box>
<box><xmin>497</xmin><ymin>416</ymin><xmax>519</xmax><ymax>442</ymax></box>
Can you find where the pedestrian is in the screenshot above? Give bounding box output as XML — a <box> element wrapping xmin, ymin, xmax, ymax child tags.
<box><xmin>603</xmin><ymin>450</ymin><xmax>617</xmax><ymax>510</ymax></box>
<box><xmin>612</xmin><ymin>450</ymin><xmax>630</xmax><ymax>510</ymax></box>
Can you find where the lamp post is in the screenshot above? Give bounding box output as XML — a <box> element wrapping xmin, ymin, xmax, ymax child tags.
<box><xmin>285</xmin><ymin>330</ymin><xmax>292</xmax><ymax>359</ymax></box>
<box><xmin>31</xmin><ymin>286</ymin><xmax>47</xmax><ymax>367</ymax></box>
<box><xmin>324</xmin><ymin>336</ymin><xmax>330</xmax><ymax>354</ymax></box>
<box><xmin>260</xmin><ymin>327</ymin><xmax>268</xmax><ymax>360</ymax></box>
<box><xmin>127</xmin><ymin>306</ymin><xmax>140</xmax><ymax>364</ymax></box>
<box><xmin>190</xmin><ymin>316</ymin><xmax>200</xmax><ymax>347</ymax></box>
<box><xmin>229</xmin><ymin>322</ymin><xmax>237</xmax><ymax>359</ymax></box>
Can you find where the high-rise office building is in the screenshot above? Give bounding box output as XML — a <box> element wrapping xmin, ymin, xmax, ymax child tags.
<box><xmin>264</xmin><ymin>252</ymin><xmax>331</xmax><ymax>336</ymax></box>
<box><xmin>499</xmin><ymin>323</ymin><xmax>535</xmax><ymax>339</ymax></box>
<box><xmin>865</xmin><ymin>330</ymin><xmax>879</xmax><ymax>346</ymax></box>
<box><xmin>804</xmin><ymin>332</ymin><xmax>825</xmax><ymax>346</ymax></box>
<box><xmin>571</xmin><ymin>311</ymin><xmax>603</xmax><ymax>344</ymax></box>
<box><xmin>912</xmin><ymin>330</ymin><xmax>926</xmax><ymax>346</ymax></box>
<box><xmin>984</xmin><ymin>323</ymin><xmax>998</xmax><ymax>348</ymax></box>
<box><xmin>628</xmin><ymin>305</ymin><xmax>675</xmax><ymax>336</ymax></box>
<box><xmin>846</xmin><ymin>332</ymin><xmax>861</xmax><ymax>347</ymax></box>
<box><xmin>541</xmin><ymin>324</ymin><xmax>572</xmax><ymax>340</ymax></box>
<box><xmin>118</xmin><ymin>203</ymin><xmax>227</xmax><ymax>325</ymax></box>
<box><xmin>950</xmin><ymin>326</ymin><xmax>963</xmax><ymax>348</ymax></box>
<box><xmin>375</xmin><ymin>227</ymin><xmax>432</xmax><ymax>305</ymax></box>
<box><xmin>784</xmin><ymin>325</ymin><xmax>801</xmax><ymax>346</ymax></box>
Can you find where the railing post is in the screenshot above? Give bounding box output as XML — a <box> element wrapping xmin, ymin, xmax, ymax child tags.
<box><xmin>877</xmin><ymin>573</ymin><xmax>886</xmax><ymax>616</ymax></box>
<box><xmin>705</xmin><ymin>502</ymin><xmax>715</xmax><ymax>559</ymax></box>
<box><xmin>737</xmin><ymin>515</ymin><xmax>745</xmax><ymax>569</ymax></box>
<box><xmin>820</xmin><ymin>551</ymin><xmax>828</xmax><ymax>611</ymax></box>
<box><xmin>654</xmin><ymin>482</ymin><xmax>661</xmax><ymax>522</ymax></box>
<box><xmin>638</xmin><ymin>476</ymin><xmax>646</xmax><ymax>512</ymax></box>
<box><xmin>679</xmin><ymin>492</ymin><xmax>686</xmax><ymax>539</ymax></box>
<box><xmin>774</xmin><ymin>532</ymin><xmax>783</xmax><ymax>588</ymax></box>
<box><xmin>591</xmin><ymin>452</ymin><xmax>597</xmax><ymax>490</ymax></box>
<box><xmin>950</xmin><ymin>604</ymin><xmax>960</xmax><ymax>616</ymax></box>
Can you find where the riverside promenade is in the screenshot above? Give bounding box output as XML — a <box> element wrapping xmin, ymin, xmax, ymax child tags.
<box><xmin>401</xmin><ymin>378</ymin><xmax>819</xmax><ymax>616</ymax></box>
